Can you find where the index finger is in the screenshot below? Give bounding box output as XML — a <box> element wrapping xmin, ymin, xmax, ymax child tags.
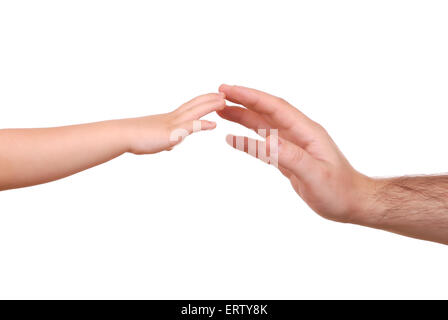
<box><xmin>219</xmin><ymin>84</ymin><xmax>280</xmax><ymax>114</ymax></box>
<box><xmin>219</xmin><ymin>84</ymin><xmax>315</xmax><ymax>129</ymax></box>
<box><xmin>218</xmin><ymin>84</ymin><xmax>322</xmax><ymax>147</ymax></box>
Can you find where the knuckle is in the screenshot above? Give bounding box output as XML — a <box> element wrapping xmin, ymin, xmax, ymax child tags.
<box><xmin>276</xmin><ymin>96</ymin><xmax>288</xmax><ymax>105</ymax></box>
<box><xmin>320</xmin><ymin>167</ymin><xmax>332</xmax><ymax>181</ymax></box>
<box><xmin>167</xmin><ymin>110</ymin><xmax>181</xmax><ymax>121</ymax></box>
<box><xmin>216</xmin><ymin>99</ymin><xmax>226</xmax><ymax>109</ymax></box>
<box><xmin>316</xmin><ymin>164</ymin><xmax>337</xmax><ymax>184</ymax></box>
<box><xmin>314</xmin><ymin>121</ymin><xmax>328</xmax><ymax>135</ymax></box>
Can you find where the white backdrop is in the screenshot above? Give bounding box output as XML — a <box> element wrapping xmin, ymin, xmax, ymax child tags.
<box><xmin>1</xmin><ymin>0</ymin><xmax>447</xmax><ymax>299</ymax></box>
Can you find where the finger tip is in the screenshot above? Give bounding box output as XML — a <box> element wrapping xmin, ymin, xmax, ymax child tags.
<box><xmin>218</xmin><ymin>101</ymin><xmax>226</xmax><ymax>110</ymax></box>
<box><xmin>216</xmin><ymin>111</ymin><xmax>227</xmax><ymax>120</ymax></box>
<box><xmin>219</xmin><ymin>84</ymin><xmax>231</xmax><ymax>93</ymax></box>
<box><xmin>225</xmin><ymin>134</ymin><xmax>234</xmax><ymax>145</ymax></box>
<box><xmin>216</xmin><ymin>106</ymin><xmax>227</xmax><ymax>116</ymax></box>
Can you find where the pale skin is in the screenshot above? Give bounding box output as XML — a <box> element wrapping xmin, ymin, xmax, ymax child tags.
<box><xmin>0</xmin><ymin>93</ymin><xmax>225</xmax><ymax>191</ymax></box>
<box><xmin>1</xmin><ymin>86</ymin><xmax>447</xmax><ymax>245</ymax></box>
<box><xmin>217</xmin><ymin>84</ymin><xmax>448</xmax><ymax>245</ymax></box>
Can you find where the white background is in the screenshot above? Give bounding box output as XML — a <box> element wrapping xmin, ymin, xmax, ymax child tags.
<box><xmin>1</xmin><ymin>0</ymin><xmax>448</xmax><ymax>299</ymax></box>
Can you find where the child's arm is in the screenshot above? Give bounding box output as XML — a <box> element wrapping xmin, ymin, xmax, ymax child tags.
<box><xmin>0</xmin><ymin>93</ymin><xmax>225</xmax><ymax>191</ymax></box>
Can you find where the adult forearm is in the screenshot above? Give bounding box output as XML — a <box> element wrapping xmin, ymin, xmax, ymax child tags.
<box><xmin>0</xmin><ymin>120</ymin><xmax>131</xmax><ymax>191</ymax></box>
<box><xmin>358</xmin><ymin>176</ymin><xmax>448</xmax><ymax>244</ymax></box>
<box><xmin>217</xmin><ymin>85</ymin><xmax>448</xmax><ymax>245</ymax></box>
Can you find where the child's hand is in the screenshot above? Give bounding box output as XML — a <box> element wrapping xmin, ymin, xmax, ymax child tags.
<box><xmin>0</xmin><ymin>92</ymin><xmax>225</xmax><ymax>191</ymax></box>
<box><xmin>125</xmin><ymin>93</ymin><xmax>225</xmax><ymax>154</ymax></box>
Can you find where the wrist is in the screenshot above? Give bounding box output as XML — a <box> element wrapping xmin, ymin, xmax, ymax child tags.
<box><xmin>349</xmin><ymin>175</ymin><xmax>387</xmax><ymax>227</ymax></box>
<box><xmin>116</xmin><ymin>115</ymin><xmax>168</xmax><ymax>155</ymax></box>
<box><xmin>109</xmin><ymin>118</ymin><xmax>136</xmax><ymax>154</ymax></box>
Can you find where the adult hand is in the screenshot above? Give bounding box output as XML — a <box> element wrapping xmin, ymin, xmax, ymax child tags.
<box><xmin>218</xmin><ymin>84</ymin><xmax>375</xmax><ymax>224</ymax></box>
